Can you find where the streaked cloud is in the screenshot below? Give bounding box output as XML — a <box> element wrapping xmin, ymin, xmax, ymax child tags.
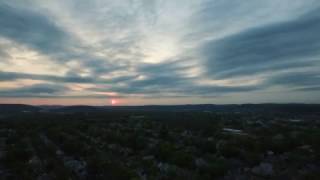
<box><xmin>201</xmin><ymin>7</ymin><xmax>320</xmax><ymax>79</ymax></box>
<box><xmin>0</xmin><ymin>0</ymin><xmax>319</xmax><ymax>104</ymax></box>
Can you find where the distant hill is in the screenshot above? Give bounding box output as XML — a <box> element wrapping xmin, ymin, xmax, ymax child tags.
<box><xmin>100</xmin><ymin>104</ymin><xmax>320</xmax><ymax>113</ymax></box>
<box><xmin>0</xmin><ymin>104</ymin><xmax>41</xmax><ymax>113</ymax></box>
<box><xmin>53</xmin><ymin>105</ymin><xmax>104</xmax><ymax>113</ymax></box>
<box><xmin>0</xmin><ymin>104</ymin><xmax>319</xmax><ymax>114</ymax></box>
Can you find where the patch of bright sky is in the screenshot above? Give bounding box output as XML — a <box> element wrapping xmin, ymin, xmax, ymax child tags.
<box><xmin>0</xmin><ymin>43</ymin><xmax>68</xmax><ymax>76</ymax></box>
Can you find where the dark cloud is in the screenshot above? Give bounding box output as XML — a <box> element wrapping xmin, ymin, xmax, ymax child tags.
<box><xmin>107</xmin><ymin>82</ymin><xmax>261</xmax><ymax>97</ymax></box>
<box><xmin>265</xmin><ymin>71</ymin><xmax>320</xmax><ymax>90</ymax></box>
<box><xmin>0</xmin><ymin>47</ymin><xmax>8</xmax><ymax>60</ymax></box>
<box><xmin>295</xmin><ymin>86</ymin><xmax>320</xmax><ymax>91</ymax></box>
<box><xmin>0</xmin><ymin>2</ymin><xmax>71</xmax><ymax>57</ymax></box>
<box><xmin>0</xmin><ymin>2</ymin><xmax>123</xmax><ymax>77</ymax></box>
<box><xmin>0</xmin><ymin>84</ymin><xmax>68</xmax><ymax>97</ymax></box>
<box><xmin>0</xmin><ymin>71</ymin><xmax>136</xmax><ymax>84</ymax></box>
<box><xmin>0</xmin><ymin>71</ymin><xmax>93</xmax><ymax>83</ymax></box>
<box><xmin>186</xmin><ymin>85</ymin><xmax>261</xmax><ymax>94</ymax></box>
<box><xmin>105</xmin><ymin>61</ymin><xmax>262</xmax><ymax>96</ymax></box>
<box><xmin>108</xmin><ymin>61</ymin><xmax>193</xmax><ymax>94</ymax></box>
<box><xmin>201</xmin><ymin>8</ymin><xmax>320</xmax><ymax>79</ymax></box>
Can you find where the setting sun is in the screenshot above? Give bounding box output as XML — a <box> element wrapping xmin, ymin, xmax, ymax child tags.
<box><xmin>111</xmin><ymin>99</ymin><xmax>117</xmax><ymax>105</ymax></box>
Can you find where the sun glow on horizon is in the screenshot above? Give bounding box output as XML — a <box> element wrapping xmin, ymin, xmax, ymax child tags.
<box><xmin>111</xmin><ymin>99</ymin><xmax>117</xmax><ymax>105</ymax></box>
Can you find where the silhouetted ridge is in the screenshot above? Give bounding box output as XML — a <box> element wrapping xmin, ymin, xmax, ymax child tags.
<box><xmin>0</xmin><ymin>104</ymin><xmax>40</xmax><ymax>113</ymax></box>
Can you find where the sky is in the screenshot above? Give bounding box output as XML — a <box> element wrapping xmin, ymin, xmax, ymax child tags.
<box><xmin>0</xmin><ymin>0</ymin><xmax>320</xmax><ymax>105</ymax></box>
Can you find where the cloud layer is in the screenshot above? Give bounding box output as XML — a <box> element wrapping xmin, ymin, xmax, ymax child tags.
<box><xmin>0</xmin><ymin>0</ymin><xmax>319</xmax><ymax>104</ymax></box>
